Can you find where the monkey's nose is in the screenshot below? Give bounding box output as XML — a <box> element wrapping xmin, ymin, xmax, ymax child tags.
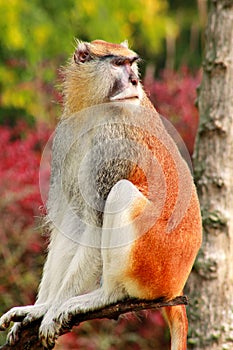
<box><xmin>129</xmin><ymin>71</ymin><xmax>138</xmax><ymax>86</ymax></box>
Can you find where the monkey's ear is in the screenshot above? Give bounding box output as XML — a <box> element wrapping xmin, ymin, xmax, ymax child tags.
<box><xmin>74</xmin><ymin>42</ymin><xmax>92</xmax><ymax>64</ymax></box>
<box><xmin>120</xmin><ymin>40</ymin><xmax>129</xmax><ymax>48</ymax></box>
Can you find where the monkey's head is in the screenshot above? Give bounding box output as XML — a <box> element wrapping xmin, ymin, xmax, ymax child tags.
<box><xmin>63</xmin><ymin>40</ymin><xmax>144</xmax><ymax>114</ymax></box>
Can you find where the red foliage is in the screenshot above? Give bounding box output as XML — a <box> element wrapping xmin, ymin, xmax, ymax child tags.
<box><xmin>55</xmin><ymin>311</ymin><xmax>169</xmax><ymax>350</ymax></box>
<box><xmin>144</xmin><ymin>67</ymin><xmax>201</xmax><ymax>154</ymax></box>
<box><xmin>0</xmin><ymin>122</ymin><xmax>51</xmax><ymax>226</ymax></box>
<box><xmin>0</xmin><ymin>122</ymin><xmax>51</xmax><ymax>310</ymax></box>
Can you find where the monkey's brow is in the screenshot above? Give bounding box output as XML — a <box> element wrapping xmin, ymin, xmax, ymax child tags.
<box><xmin>102</xmin><ymin>54</ymin><xmax>140</xmax><ymax>63</ymax></box>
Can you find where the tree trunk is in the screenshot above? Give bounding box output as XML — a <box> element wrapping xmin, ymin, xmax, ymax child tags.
<box><xmin>187</xmin><ymin>0</ymin><xmax>233</xmax><ymax>349</ymax></box>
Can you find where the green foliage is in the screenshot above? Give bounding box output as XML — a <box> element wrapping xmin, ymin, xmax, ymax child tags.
<box><xmin>0</xmin><ymin>0</ymin><xmax>73</xmax><ymax>61</ymax></box>
<box><xmin>71</xmin><ymin>0</ymin><xmax>170</xmax><ymax>54</ymax></box>
<box><xmin>0</xmin><ymin>107</ymin><xmax>35</xmax><ymax>127</ymax></box>
<box><xmin>0</xmin><ymin>0</ymin><xmax>72</xmax><ymax>121</ymax></box>
<box><xmin>0</xmin><ymin>0</ymin><xmax>174</xmax><ymax>67</ymax></box>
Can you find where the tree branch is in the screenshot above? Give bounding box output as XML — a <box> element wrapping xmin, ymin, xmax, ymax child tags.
<box><xmin>0</xmin><ymin>295</ymin><xmax>188</xmax><ymax>350</ymax></box>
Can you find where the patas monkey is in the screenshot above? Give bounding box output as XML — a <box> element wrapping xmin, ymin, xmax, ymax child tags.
<box><xmin>0</xmin><ymin>40</ymin><xmax>202</xmax><ymax>350</ymax></box>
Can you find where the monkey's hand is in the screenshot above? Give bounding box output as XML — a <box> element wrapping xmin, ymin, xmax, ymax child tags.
<box><xmin>0</xmin><ymin>304</ymin><xmax>48</xmax><ymax>345</ymax></box>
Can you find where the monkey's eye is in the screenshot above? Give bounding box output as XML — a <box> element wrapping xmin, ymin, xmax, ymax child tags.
<box><xmin>112</xmin><ymin>58</ymin><xmax>125</xmax><ymax>67</ymax></box>
<box><xmin>111</xmin><ymin>56</ymin><xmax>140</xmax><ymax>67</ymax></box>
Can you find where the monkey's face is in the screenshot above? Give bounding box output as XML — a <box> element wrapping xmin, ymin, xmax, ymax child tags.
<box><xmin>71</xmin><ymin>40</ymin><xmax>143</xmax><ymax>109</ymax></box>
<box><xmin>107</xmin><ymin>55</ymin><xmax>142</xmax><ymax>104</ymax></box>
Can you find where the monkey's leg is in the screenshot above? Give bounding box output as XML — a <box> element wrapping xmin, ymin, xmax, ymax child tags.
<box><xmin>163</xmin><ymin>305</ymin><xmax>188</xmax><ymax>350</ymax></box>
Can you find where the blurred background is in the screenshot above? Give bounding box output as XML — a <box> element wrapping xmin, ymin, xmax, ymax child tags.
<box><xmin>0</xmin><ymin>0</ymin><xmax>207</xmax><ymax>348</ymax></box>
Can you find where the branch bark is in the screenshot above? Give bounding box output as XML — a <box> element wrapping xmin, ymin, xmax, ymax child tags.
<box><xmin>0</xmin><ymin>295</ymin><xmax>188</xmax><ymax>350</ymax></box>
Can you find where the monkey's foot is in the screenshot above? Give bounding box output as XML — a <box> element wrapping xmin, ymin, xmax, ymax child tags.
<box><xmin>39</xmin><ymin>319</ymin><xmax>60</xmax><ymax>349</ymax></box>
<box><xmin>39</xmin><ymin>303</ymin><xmax>81</xmax><ymax>348</ymax></box>
<box><xmin>39</xmin><ymin>306</ymin><xmax>66</xmax><ymax>349</ymax></box>
<box><xmin>53</xmin><ymin>298</ymin><xmax>87</xmax><ymax>329</ymax></box>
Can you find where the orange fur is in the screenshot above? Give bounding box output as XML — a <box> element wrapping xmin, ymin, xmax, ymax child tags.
<box><xmin>124</xmin><ymin>129</ymin><xmax>201</xmax><ymax>350</ymax></box>
<box><xmin>163</xmin><ymin>305</ymin><xmax>188</xmax><ymax>350</ymax></box>
<box><xmin>130</xmin><ymin>196</ymin><xmax>148</xmax><ymax>222</ymax></box>
<box><xmin>125</xmin><ymin>131</ymin><xmax>202</xmax><ymax>300</ymax></box>
<box><xmin>90</xmin><ymin>40</ymin><xmax>137</xmax><ymax>58</ymax></box>
<box><xmin>126</xmin><ymin>190</ymin><xmax>201</xmax><ymax>300</ymax></box>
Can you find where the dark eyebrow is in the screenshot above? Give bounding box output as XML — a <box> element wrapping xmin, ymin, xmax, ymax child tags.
<box><xmin>101</xmin><ymin>54</ymin><xmax>140</xmax><ymax>64</ymax></box>
<box><xmin>130</xmin><ymin>55</ymin><xmax>141</xmax><ymax>63</ymax></box>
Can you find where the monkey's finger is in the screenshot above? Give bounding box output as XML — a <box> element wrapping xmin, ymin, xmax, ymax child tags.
<box><xmin>21</xmin><ymin>314</ymin><xmax>35</xmax><ymax>326</ymax></box>
<box><xmin>0</xmin><ymin>312</ymin><xmax>17</xmax><ymax>330</ymax></box>
<box><xmin>0</xmin><ymin>318</ymin><xmax>10</xmax><ymax>331</ymax></box>
<box><xmin>6</xmin><ymin>322</ymin><xmax>22</xmax><ymax>345</ymax></box>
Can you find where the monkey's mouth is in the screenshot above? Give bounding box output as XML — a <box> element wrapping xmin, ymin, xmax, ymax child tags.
<box><xmin>112</xmin><ymin>96</ymin><xmax>139</xmax><ymax>101</ymax></box>
<box><xmin>109</xmin><ymin>86</ymin><xmax>140</xmax><ymax>102</ymax></box>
